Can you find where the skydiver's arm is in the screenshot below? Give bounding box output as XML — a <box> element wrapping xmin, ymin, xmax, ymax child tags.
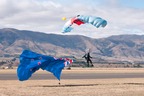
<box><xmin>82</xmin><ymin>54</ymin><xmax>86</xmax><ymax>58</ymax></box>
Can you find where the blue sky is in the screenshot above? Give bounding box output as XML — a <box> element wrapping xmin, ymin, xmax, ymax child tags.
<box><xmin>0</xmin><ymin>0</ymin><xmax>144</xmax><ymax>38</ymax></box>
<box><xmin>46</xmin><ymin>0</ymin><xmax>144</xmax><ymax>9</ymax></box>
<box><xmin>120</xmin><ymin>0</ymin><xmax>144</xmax><ymax>9</ymax></box>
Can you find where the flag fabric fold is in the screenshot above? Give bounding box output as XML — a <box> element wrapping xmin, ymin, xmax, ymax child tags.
<box><xmin>17</xmin><ymin>50</ymin><xmax>72</xmax><ymax>81</ymax></box>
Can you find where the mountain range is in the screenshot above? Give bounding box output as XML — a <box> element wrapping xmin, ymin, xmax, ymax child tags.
<box><xmin>0</xmin><ymin>28</ymin><xmax>144</xmax><ymax>63</ymax></box>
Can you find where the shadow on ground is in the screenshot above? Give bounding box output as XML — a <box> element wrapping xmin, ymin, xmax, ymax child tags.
<box><xmin>31</xmin><ymin>84</ymin><xmax>100</xmax><ymax>87</ymax></box>
<box><xmin>30</xmin><ymin>83</ymin><xmax>144</xmax><ymax>87</ymax></box>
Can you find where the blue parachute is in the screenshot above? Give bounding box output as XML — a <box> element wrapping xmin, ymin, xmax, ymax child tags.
<box><xmin>17</xmin><ymin>50</ymin><xmax>73</xmax><ymax>81</ymax></box>
<box><xmin>62</xmin><ymin>15</ymin><xmax>107</xmax><ymax>33</ymax></box>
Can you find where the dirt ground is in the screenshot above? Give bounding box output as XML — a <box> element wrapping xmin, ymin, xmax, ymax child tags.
<box><xmin>0</xmin><ymin>68</ymin><xmax>144</xmax><ymax>96</ymax></box>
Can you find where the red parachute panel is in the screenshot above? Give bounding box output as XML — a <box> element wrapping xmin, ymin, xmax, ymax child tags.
<box><xmin>71</xmin><ymin>17</ymin><xmax>85</xmax><ymax>25</ymax></box>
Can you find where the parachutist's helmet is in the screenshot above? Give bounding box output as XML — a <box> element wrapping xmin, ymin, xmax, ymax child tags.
<box><xmin>77</xmin><ymin>15</ymin><xmax>80</xmax><ymax>17</ymax></box>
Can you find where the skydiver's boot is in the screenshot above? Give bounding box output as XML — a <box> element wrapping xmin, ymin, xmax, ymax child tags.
<box><xmin>91</xmin><ymin>64</ymin><xmax>94</xmax><ymax>67</ymax></box>
<box><xmin>67</xmin><ymin>67</ymin><xmax>71</xmax><ymax>70</ymax></box>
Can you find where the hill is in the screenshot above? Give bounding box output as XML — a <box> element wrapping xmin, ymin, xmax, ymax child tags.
<box><xmin>0</xmin><ymin>28</ymin><xmax>144</xmax><ymax>64</ymax></box>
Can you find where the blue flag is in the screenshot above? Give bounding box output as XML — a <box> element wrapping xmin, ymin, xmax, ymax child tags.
<box><xmin>17</xmin><ymin>50</ymin><xmax>72</xmax><ymax>81</ymax></box>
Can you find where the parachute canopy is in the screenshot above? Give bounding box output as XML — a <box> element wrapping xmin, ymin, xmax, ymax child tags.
<box><xmin>17</xmin><ymin>50</ymin><xmax>73</xmax><ymax>81</ymax></box>
<box><xmin>62</xmin><ymin>15</ymin><xmax>107</xmax><ymax>33</ymax></box>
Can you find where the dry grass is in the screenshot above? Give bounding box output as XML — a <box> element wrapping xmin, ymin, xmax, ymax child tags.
<box><xmin>0</xmin><ymin>68</ymin><xmax>144</xmax><ymax>96</ymax></box>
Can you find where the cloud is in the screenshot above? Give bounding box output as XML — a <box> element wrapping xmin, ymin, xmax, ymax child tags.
<box><xmin>0</xmin><ymin>0</ymin><xmax>144</xmax><ymax>38</ymax></box>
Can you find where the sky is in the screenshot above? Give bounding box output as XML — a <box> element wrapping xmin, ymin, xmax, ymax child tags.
<box><xmin>0</xmin><ymin>0</ymin><xmax>144</xmax><ymax>38</ymax></box>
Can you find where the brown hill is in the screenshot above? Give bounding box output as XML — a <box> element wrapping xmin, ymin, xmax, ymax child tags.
<box><xmin>0</xmin><ymin>28</ymin><xmax>144</xmax><ymax>63</ymax></box>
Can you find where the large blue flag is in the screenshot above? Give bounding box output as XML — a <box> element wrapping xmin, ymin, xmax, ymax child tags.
<box><xmin>17</xmin><ymin>50</ymin><xmax>72</xmax><ymax>81</ymax></box>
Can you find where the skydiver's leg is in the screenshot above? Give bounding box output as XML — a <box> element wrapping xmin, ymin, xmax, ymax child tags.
<box><xmin>87</xmin><ymin>60</ymin><xmax>89</xmax><ymax>67</ymax></box>
<box><xmin>89</xmin><ymin>59</ymin><xmax>94</xmax><ymax>67</ymax></box>
<box><xmin>67</xmin><ymin>64</ymin><xmax>71</xmax><ymax>70</ymax></box>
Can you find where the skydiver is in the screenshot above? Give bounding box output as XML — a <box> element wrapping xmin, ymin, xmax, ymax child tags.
<box><xmin>82</xmin><ymin>52</ymin><xmax>93</xmax><ymax>67</ymax></box>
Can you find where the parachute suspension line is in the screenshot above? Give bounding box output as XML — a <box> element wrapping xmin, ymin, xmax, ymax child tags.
<box><xmin>70</xmin><ymin>25</ymin><xmax>101</xmax><ymax>33</ymax></box>
<box><xmin>74</xmin><ymin>28</ymin><xmax>97</xmax><ymax>32</ymax></box>
<box><xmin>73</xmin><ymin>23</ymin><xmax>103</xmax><ymax>32</ymax></box>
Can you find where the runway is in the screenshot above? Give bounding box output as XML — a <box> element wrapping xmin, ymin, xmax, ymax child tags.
<box><xmin>0</xmin><ymin>72</ymin><xmax>144</xmax><ymax>80</ymax></box>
